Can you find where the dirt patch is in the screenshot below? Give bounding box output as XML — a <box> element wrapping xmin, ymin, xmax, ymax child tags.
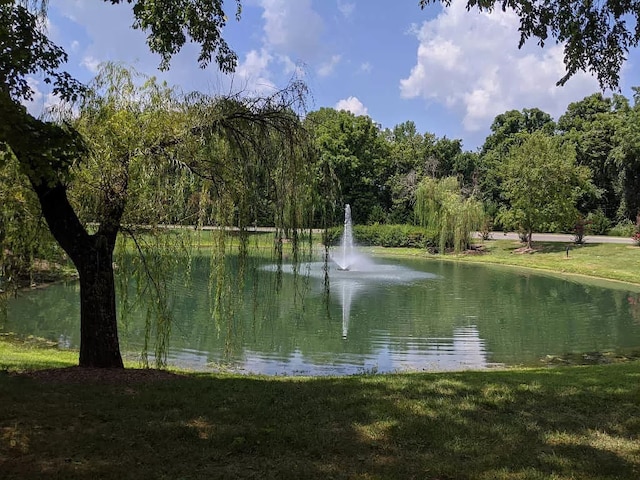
<box><xmin>18</xmin><ymin>366</ymin><xmax>185</xmax><ymax>385</ymax></box>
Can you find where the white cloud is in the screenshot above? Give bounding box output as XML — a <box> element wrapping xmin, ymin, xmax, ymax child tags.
<box><xmin>400</xmin><ymin>0</ymin><xmax>599</xmax><ymax>131</ymax></box>
<box><xmin>318</xmin><ymin>54</ymin><xmax>341</xmax><ymax>77</ymax></box>
<box><xmin>360</xmin><ymin>62</ymin><xmax>372</xmax><ymax>74</ymax></box>
<box><xmin>233</xmin><ymin>49</ymin><xmax>276</xmax><ymax>94</ymax></box>
<box><xmin>260</xmin><ymin>0</ymin><xmax>324</xmax><ymax>61</ymax></box>
<box><xmin>21</xmin><ymin>77</ymin><xmax>61</xmax><ymax>118</ymax></box>
<box><xmin>335</xmin><ymin>96</ymin><xmax>368</xmax><ymax>116</ymax></box>
<box><xmin>81</xmin><ymin>55</ymin><xmax>101</xmax><ymax>73</ymax></box>
<box><xmin>337</xmin><ymin>0</ymin><xmax>355</xmax><ymax>19</ymax></box>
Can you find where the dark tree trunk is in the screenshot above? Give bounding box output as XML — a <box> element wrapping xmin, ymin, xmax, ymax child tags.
<box><xmin>76</xmin><ymin>241</ymin><xmax>124</xmax><ymax>368</ymax></box>
<box><xmin>3</xmin><ymin>98</ymin><xmax>125</xmax><ymax>368</ymax></box>
<box><xmin>31</xmin><ymin>182</ymin><xmax>124</xmax><ymax>368</ymax></box>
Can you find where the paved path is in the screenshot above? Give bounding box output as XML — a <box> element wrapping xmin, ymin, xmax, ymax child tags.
<box><xmin>476</xmin><ymin>231</ymin><xmax>633</xmax><ymax>244</ymax></box>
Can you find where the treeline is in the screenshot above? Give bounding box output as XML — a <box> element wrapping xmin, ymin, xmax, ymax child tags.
<box><xmin>3</xmin><ymin>79</ymin><xmax>640</xmax><ymax>290</ymax></box>
<box><xmin>304</xmin><ymin>92</ymin><xmax>640</xmax><ymax>238</ymax></box>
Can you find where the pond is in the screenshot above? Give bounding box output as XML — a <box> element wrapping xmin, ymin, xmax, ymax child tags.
<box><xmin>4</xmin><ymin>253</ymin><xmax>640</xmax><ymax>375</ymax></box>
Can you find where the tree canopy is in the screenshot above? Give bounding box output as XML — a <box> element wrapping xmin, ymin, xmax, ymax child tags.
<box><xmin>419</xmin><ymin>0</ymin><xmax>640</xmax><ymax>90</ymax></box>
<box><xmin>499</xmin><ymin>131</ymin><xmax>594</xmax><ymax>247</ymax></box>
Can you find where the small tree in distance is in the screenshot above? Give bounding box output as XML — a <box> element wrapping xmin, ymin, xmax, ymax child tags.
<box><xmin>414</xmin><ymin>176</ymin><xmax>483</xmax><ymax>253</ymax></box>
<box><xmin>498</xmin><ymin>131</ymin><xmax>594</xmax><ymax>249</ymax></box>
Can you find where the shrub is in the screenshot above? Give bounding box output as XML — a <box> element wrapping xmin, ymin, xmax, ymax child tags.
<box><xmin>609</xmin><ymin>220</ymin><xmax>635</xmax><ymax>237</ymax></box>
<box><xmin>585</xmin><ymin>210</ymin><xmax>611</xmax><ymax>235</ymax></box>
<box><xmin>324</xmin><ymin>224</ymin><xmax>436</xmax><ymax>249</ymax></box>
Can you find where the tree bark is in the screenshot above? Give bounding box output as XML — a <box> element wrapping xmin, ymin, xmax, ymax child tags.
<box><xmin>76</xmin><ymin>241</ymin><xmax>124</xmax><ymax>368</ymax></box>
<box><xmin>32</xmin><ymin>182</ymin><xmax>124</xmax><ymax>368</ymax></box>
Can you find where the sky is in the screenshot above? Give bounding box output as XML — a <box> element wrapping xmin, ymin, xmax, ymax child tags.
<box><xmin>27</xmin><ymin>0</ymin><xmax>640</xmax><ymax>151</ymax></box>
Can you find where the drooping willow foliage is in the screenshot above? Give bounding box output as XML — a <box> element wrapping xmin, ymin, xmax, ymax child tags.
<box><xmin>61</xmin><ymin>64</ymin><xmax>326</xmax><ymax>366</ymax></box>
<box><xmin>414</xmin><ymin>176</ymin><xmax>484</xmax><ymax>253</ymax></box>
<box><xmin>180</xmin><ymin>84</ymin><xmax>322</xmax><ymax>343</ymax></box>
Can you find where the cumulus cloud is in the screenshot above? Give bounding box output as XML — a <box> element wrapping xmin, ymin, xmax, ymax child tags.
<box><xmin>81</xmin><ymin>55</ymin><xmax>101</xmax><ymax>73</ymax></box>
<box><xmin>260</xmin><ymin>0</ymin><xmax>324</xmax><ymax>61</ymax></box>
<box><xmin>233</xmin><ymin>49</ymin><xmax>277</xmax><ymax>94</ymax></box>
<box><xmin>400</xmin><ymin>0</ymin><xmax>599</xmax><ymax>131</ymax></box>
<box><xmin>318</xmin><ymin>54</ymin><xmax>342</xmax><ymax>77</ymax></box>
<box><xmin>335</xmin><ymin>96</ymin><xmax>368</xmax><ymax>116</ymax></box>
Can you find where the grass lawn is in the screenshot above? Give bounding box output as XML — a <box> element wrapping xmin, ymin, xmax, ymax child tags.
<box><xmin>1</xmin><ymin>340</ymin><xmax>640</xmax><ymax>480</ymax></box>
<box><xmin>370</xmin><ymin>239</ymin><xmax>640</xmax><ymax>286</ymax></box>
<box><xmin>2</xmin><ymin>234</ymin><xmax>640</xmax><ymax>479</ymax></box>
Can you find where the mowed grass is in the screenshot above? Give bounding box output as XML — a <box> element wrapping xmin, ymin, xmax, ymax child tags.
<box><xmin>3</xmin><ymin>234</ymin><xmax>640</xmax><ymax>479</ymax></box>
<box><xmin>1</xmin><ymin>342</ymin><xmax>640</xmax><ymax>480</ymax></box>
<box><xmin>371</xmin><ymin>240</ymin><xmax>640</xmax><ymax>286</ymax></box>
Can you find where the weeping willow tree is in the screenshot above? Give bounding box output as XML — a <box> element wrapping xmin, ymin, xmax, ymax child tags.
<box><xmin>1</xmin><ymin>2</ymin><xmax>323</xmax><ymax>368</ymax></box>
<box><xmin>414</xmin><ymin>176</ymin><xmax>483</xmax><ymax>253</ymax></box>
<box><xmin>61</xmin><ymin>63</ymin><xmax>319</xmax><ymax>367</ymax></box>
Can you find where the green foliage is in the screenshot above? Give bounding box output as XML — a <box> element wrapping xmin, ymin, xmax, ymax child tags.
<box><xmin>585</xmin><ymin>209</ymin><xmax>611</xmax><ymax>236</ymax></box>
<box><xmin>558</xmin><ymin>93</ymin><xmax>624</xmax><ymax>220</ymax></box>
<box><xmin>107</xmin><ymin>0</ymin><xmax>242</xmax><ymax>71</ymax></box>
<box><xmin>325</xmin><ymin>224</ymin><xmax>435</xmax><ymax>249</ymax></box>
<box><xmin>0</xmin><ymin>152</ymin><xmax>63</xmax><ymax>290</ymax></box>
<box><xmin>498</xmin><ymin>131</ymin><xmax>594</xmax><ymax>246</ymax></box>
<box><xmin>305</xmin><ymin>108</ymin><xmax>389</xmax><ymax>224</ymax></box>
<box><xmin>609</xmin><ymin>220</ymin><xmax>636</xmax><ymax>237</ymax></box>
<box><xmin>0</xmin><ymin>1</ymin><xmax>84</xmax><ymax>102</ymax></box>
<box><xmin>414</xmin><ymin>176</ymin><xmax>483</xmax><ymax>253</ymax></box>
<box><xmin>420</xmin><ymin>0</ymin><xmax>640</xmax><ymax>90</ymax></box>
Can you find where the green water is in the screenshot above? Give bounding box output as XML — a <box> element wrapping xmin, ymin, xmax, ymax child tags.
<box><xmin>4</xmin><ymin>254</ymin><xmax>640</xmax><ymax>374</ymax></box>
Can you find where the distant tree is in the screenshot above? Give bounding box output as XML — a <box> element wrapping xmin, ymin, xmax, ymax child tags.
<box><xmin>499</xmin><ymin>131</ymin><xmax>593</xmax><ymax>248</ymax></box>
<box><xmin>305</xmin><ymin>108</ymin><xmax>390</xmax><ymax>224</ymax></box>
<box><xmin>419</xmin><ymin>0</ymin><xmax>640</xmax><ymax>90</ymax></box>
<box><xmin>414</xmin><ymin>176</ymin><xmax>483</xmax><ymax>253</ymax></box>
<box><xmin>611</xmin><ymin>93</ymin><xmax>640</xmax><ymax>221</ymax></box>
<box><xmin>478</xmin><ymin>108</ymin><xmax>556</xmax><ymax>222</ymax></box>
<box><xmin>558</xmin><ymin>93</ymin><xmax>625</xmax><ymax>220</ymax></box>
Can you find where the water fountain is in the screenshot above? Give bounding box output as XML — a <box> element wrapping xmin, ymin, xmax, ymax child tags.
<box><xmin>333</xmin><ymin>204</ymin><xmax>356</xmax><ymax>271</ymax></box>
<box><xmin>264</xmin><ymin>204</ymin><xmax>437</xmax><ymax>338</ymax></box>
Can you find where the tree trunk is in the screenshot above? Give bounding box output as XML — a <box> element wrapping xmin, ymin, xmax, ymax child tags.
<box><xmin>4</xmin><ymin>99</ymin><xmax>126</xmax><ymax>368</ymax></box>
<box><xmin>77</xmin><ymin>241</ymin><xmax>124</xmax><ymax>368</ymax></box>
<box><xmin>32</xmin><ymin>182</ymin><xmax>125</xmax><ymax>368</ymax></box>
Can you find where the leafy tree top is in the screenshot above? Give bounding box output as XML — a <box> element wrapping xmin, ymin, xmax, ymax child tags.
<box><xmin>419</xmin><ymin>0</ymin><xmax>640</xmax><ymax>90</ymax></box>
<box><xmin>106</xmin><ymin>0</ymin><xmax>241</xmax><ymax>71</ymax></box>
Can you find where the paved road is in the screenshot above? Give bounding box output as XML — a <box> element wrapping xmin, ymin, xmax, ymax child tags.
<box><xmin>475</xmin><ymin>231</ymin><xmax>633</xmax><ymax>244</ymax></box>
<box><xmin>137</xmin><ymin>224</ymin><xmax>634</xmax><ymax>245</ymax></box>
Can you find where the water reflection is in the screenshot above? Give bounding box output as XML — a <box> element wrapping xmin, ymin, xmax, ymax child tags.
<box><xmin>4</xmin><ymin>255</ymin><xmax>640</xmax><ymax>375</ymax></box>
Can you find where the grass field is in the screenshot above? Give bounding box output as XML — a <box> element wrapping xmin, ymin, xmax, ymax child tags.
<box><xmin>2</xmin><ymin>234</ymin><xmax>640</xmax><ymax>479</ymax></box>
<box><xmin>368</xmin><ymin>239</ymin><xmax>640</xmax><ymax>286</ymax></box>
<box><xmin>1</xmin><ymin>340</ymin><xmax>640</xmax><ymax>480</ymax></box>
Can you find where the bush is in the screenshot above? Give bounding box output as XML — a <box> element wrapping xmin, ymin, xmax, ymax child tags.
<box><xmin>609</xmin><ymin>220</ymin><xmax>635</xmax><ymax>237</ymax></box>
<box><xmin>585</xmin><ymin>210</ymin><xmax>611</xmax><ymax>235</ymax></box>
<box><xmin>324</xmin><ymin>224</ymin><xmax>436</xmax><ymax>249</ymax></box>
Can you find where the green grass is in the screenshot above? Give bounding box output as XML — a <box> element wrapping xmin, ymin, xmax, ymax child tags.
<box><xmin>1</xmin><ymin>341</ymin><xmax>640</xmax><ymax>479</ymax></box>
<box><xmin>4</xmin><ymin>232</ymin><xmax>640</xmax><ymax>478</ymax></box>
<box><xmin>370</xmin><ymin>239</ymin><xmax>640</xmax><ymax>286</ymax></box>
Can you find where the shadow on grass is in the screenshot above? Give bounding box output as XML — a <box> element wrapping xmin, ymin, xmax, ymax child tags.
<box><xmin>2</xmin><ymin>364</ymin><xmax>640</xmax><ymax>479</ymax></box>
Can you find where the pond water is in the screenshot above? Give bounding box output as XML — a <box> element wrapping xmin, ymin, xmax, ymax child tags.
<box><xmin>4</xmin><ymin>253</ymin><xmax>640</xmax><ymax>375</ymax></box>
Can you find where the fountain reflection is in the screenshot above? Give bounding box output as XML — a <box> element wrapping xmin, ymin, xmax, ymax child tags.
<box><xmin>258</xmin><ymin>204</ymin><xmax>496</xmax><ymax>373</ymax></box>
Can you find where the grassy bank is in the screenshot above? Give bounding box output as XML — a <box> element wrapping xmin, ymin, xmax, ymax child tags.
<box><xmin>370</xmin><ymin>239</ymin><xmax>640</xmax><ymax>286</ymax></box>
<box><xmin>122</xmin><ymin>228</ymin><xmax>640</xmax><ymax>285</ymax></box>
<box><xmin>0</xmin><ymin>341</ymin><xmax>639</xmax><ymax>479</ymax></box>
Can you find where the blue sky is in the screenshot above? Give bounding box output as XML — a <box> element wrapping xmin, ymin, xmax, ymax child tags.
<box><xmin>27</xmin><ymin>0</ymin><xmax>640</xmax><ymax>150</ymax></box>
